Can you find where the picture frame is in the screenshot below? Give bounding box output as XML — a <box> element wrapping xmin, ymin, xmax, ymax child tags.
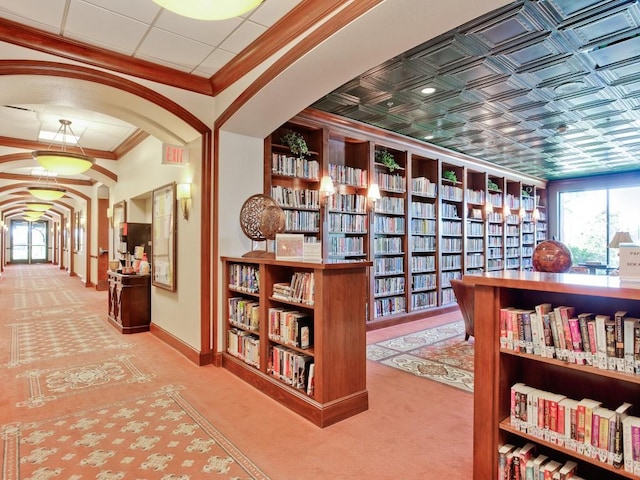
<box><xmin>152</xmin><ymin>182</ymin><xmax>177</xmax><ymax>291</ymax></box>
<box><xmin>275</xmin><ymin>233</ymin><xmax>304</xmax><ymax>261</ymax></box>
<box><xmin>112</xmin><ymin>200</ymin><xmax>126</xmax><ymax>260</ymax></box>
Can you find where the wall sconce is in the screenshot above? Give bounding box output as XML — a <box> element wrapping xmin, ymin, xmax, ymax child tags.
<box><xmin>106</xmin><ymin>207</ymin><xmax>113</xmax><ymax>227</ymax></box>
<box><xmin>532</xmin><ymin>208</ymin><xmax>540</xmax><ymax>222</ymax></box>
<box><xmin>485</xmin><ymin>202</ymin><xmax>494</xmax><ymax>214</ymax></box>
<box><xmin>319</xmin><ymin>176</ymin><xmax>335</xmax><ymax>205</ymax></box>
<box><xmin>177</xmin><ymin>183</ymin><xmax>192</xmax><ymax>220</ymax></box>
<box><xmin>503</xmin><ymin>204</ymin><xmax>511</xmax><ymax>217</ymax></box>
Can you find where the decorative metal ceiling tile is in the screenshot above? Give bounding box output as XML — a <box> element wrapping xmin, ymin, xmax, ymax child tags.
<box><xmin>312</xmin><ymin>0</ymin><xmax>640</xmax><ymax>180</ymax></box>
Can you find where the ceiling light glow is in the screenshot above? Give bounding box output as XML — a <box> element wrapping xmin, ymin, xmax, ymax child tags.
<box><xmin>153</xmin><ymin>0</ymin><xmax>263</xmax><ymax>20</ymax></box>
<box><xmin>421</xmin><ymin>87</ymin><xmax>436</xmax><ymax>95</ymax></box>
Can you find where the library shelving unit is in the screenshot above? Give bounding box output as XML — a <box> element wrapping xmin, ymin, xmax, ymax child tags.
<box><xmin>487</xmin><ymin>175</ymin><xmax>505</xmax><ymax>272</ymax></box>
<box><xmin>266</xmin><ymin>122</ymin><xmax>323</xmax><ymax>243</ymax></box>
<box><xmin>521</xmin><ymin>184</ymin><xmax>536</xmax><ymax>270</ymax></box>
<box><xmin>409</xmin><ymin>153</ymin><xmax>438</xmax><ymax>312</ymax></box>
<box><xmin>467</xmin><ymin>270</ymin><xmax>640</xmax><ymax>479</ymax></box>
<box><xmin>371</xmin><ymin>146</ymin><xmax>407</xmax><ymax>319</ymax></box>
<box><xmin>465</xmin><ymin>169</ymin><xmax>487</xmax><ymax>276</ymax></box>
<box><xmin>535</xmin><ymin>186</ymin><xmax>548</xmax><ymax>245</ymax></box>
<box><xmin>440</xmin><ymin>162</ymin><xmax>464</xmax><ymax>306</ymax></box>
<box><xmin>265</xmin><ymin>108</ymin><xmax>547</xmax><ymax>329</ymax></box>
<box><xmin>326</xmin><ymin>134</ymin><xmax>370</xmax><ymax>262</ymax></box>
<box><xmin>505</xmin><ymin>179</ymin><xmax>522</xmax><ymax>271</ymax></box>
<box><xmin>221</xmin><ymin>256</ymin><xmax>370</xmax><ymax>427</ymax></box>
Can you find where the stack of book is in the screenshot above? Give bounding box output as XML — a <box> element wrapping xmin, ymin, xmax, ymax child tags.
<box><xmin>510</xmin><ymin>382</ymin><xmax>636</xmax><ymax>471</ymax></box>
<box><xmin>267</xmin><ymin>307</ymin><xmax>313</xmax><ymax>349</ymax></box>
<box><xmin>227</xmin><ymin>329</ymin><xmax>260</xmax><ymax>368</ymax></box>
<box><xmin>268</xmin><ymin>344</ymin><xmax>314</xmax><ymax>395</ymax></box>
<box><xmin>498</xmin><ymin>442</ymin><xmax>581</xmax><ymax>479</ymax></box>
<box><xmin>228</xmin><ymin>297</ymin><xmax>259</xmax><ymax>331</ymax></box>
<box><xmin>272</xmin><ymin>272</ymin><xmax>315</xmax><ymax>306</ymax></box>
<box><xmin>499</xmin><ymin>305</ymin><xmax>640</xmax><ymax>374</ymax></box>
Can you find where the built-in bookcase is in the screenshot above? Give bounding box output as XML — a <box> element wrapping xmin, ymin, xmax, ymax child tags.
<box><xmin>465</xmin><ymin>169</ymin><xmax>487</xmax><ymax>276</ymax></box>
<box><xmin>410</xmin><ymin>153</ymin><xmax>438</xmax><ymax>312</ymax></box>
<box><xmin>326</xmin><ymin>135</ymin><xmax>370</xmax><ymax>262</ymax></box>
<box><xmin>372</xmin><ymin>146</ymin><xmax>407</xmax><ymax>319</ymax></box>
<box><xmin>266</xmin><ymin>122</ymin><xmax>323</xmax><ymax>243</ymax></box>
<box><xmin>505</xmin><ymin>180</ymin><xmax>522</xmax><ymax>270</ymax></box>
<box><xmin>264</xmin><ymin>109</ymin><xmax>547</xmax><ymax>329</ymax></box>
<box><xmin>440</xmin><ymin>162</ymin><xmax>464</xmax><ymax>306</ymax></box>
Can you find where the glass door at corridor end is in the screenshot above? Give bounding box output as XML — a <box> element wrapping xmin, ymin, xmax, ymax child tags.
<box><xmin>10</xmin><ymin>219</ymin><xmax>48</xmax><ymax>263</ymax></box>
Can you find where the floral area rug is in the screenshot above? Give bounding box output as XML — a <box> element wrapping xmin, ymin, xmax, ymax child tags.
<box><xmin>366</xmin><ymin>321</ymin><xmax>474</xmax><ymax>393</ymax></box>
<box><xmin>0</xmin><ymin>385</ymin><xmax>270</xmax><ymax>480</ymax></box>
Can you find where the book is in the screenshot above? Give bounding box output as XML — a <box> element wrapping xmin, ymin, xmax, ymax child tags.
<box><xmin>542</xmin><ymin>459</ymin><xmax>561</xmax><ymax>480</ymax></box>
<box><xmin>498</xmin><ymin>443</ymin><xmax>515</xmax><ymax>480</ymax></box>
<box><xmin>306</xmin><ymin>363</ymin><xmax>315</xmax><ymax>396</ymax></box>
<box><xmin>614</xmin><ymin>310</ymin><xmax>628</xmax><ymax>372</ymax></box>
<box><xmin>622</xmin><ymin>414</ymin><xmax>640</xmax><ymax>473</ymax></box>
<box><xmin>594</xmin><ymin>406</ymin><xmax>615</xmax><ymax>463</ymax></box>
<box><xmin>518</xmin><ymin>442</ymin><xmax>536</xmax><ymax>479</ymax></box>
<box><xmin>567</xmin><ymin>317</ymin><xmax>584</xmax><ymax>364</ymax></box>
<box><xmin>552</xmin><ymin>306</ymin><xmax>568</xmax><ymax>360</ymax></box>
<box><xmin>521</xmin><ymin>310</ymin><xmax>534</xmax><ymax>354</ymax></box>
<box><xmin>532</xmin><ymin>454</ymin><xmax>549</xmax><ymax>480</ymax></box>
<box><xmin>541</xmin><ymin>312</ymin><xmax>555</xmax><ymax>358</ymax></box>
<box><xmin>559</xmin><ymin>397</ymin><xmax>579</xmax><ymax>451</ymax></box>
<box><xmin>548</xmin><ymin>311</ymin><xmax>561</xmax><ymax>359</ymax></box>
<box><xmin>605</xmin><ymin>317</ymin><xmax>617</xmax><ymax>371</ymax></box>
<box><xmin>595</xmin><ymin>314</ymin><xmax>609</xmax><ymax>369</ymax></box>
<box><xmin>557</xmin><ymin>460</ymin><xmax>577</xmax><ymax>480</ymax></box>
<box><xmin>578</xmin><ymin>398</ymin><xmax>601</xmax><ymax>457</ymax></box>
<box><xmin>614</xmin><ymin>402</ymin><xmax>633</xmax><ymax>468</ymax></box>
<box><xmin>577</xmin><ymin>312</ymin><xmax>594</xmax><ymax>366</ymax></box>
<box><xmin>624</xmin><ymin>317</ymin><xmax>639</xmax><ymax>373</ymax></box>
<box><xmin>635</xmin><ymin>319</ymin><xmax>640</xmax><ymax>375</ymax></box>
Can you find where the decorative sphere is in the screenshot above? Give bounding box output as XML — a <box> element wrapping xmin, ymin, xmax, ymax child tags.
<box><xmin>532</xmin><ymin>240</ymin><xmax>573</xmax><ymax>273</ymax></box>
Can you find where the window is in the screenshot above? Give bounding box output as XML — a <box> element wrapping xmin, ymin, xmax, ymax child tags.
<box><xmin>558</xmin><ymin>185</ymin><xmax>640</xmax><ymax>268</ymax></box>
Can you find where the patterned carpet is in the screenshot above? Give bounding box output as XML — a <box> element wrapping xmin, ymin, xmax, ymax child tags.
<box><xmin>367</xmin><ymin>321</ymin><xmax>474</xmax><ymax>393</ymax></box>
<box><xmin>0</xmin><ymin>264</ymin><xmax>270</xmax><ymax>479</ymax></box>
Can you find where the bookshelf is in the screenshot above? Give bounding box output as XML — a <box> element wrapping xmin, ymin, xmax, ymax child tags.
<box><xmin>372</xmin><ymin>146</ymin><xmax>407</xmax><ymax>319</ymax></box>
<box><xmin>521</xmin><ymin>184</ymin><xmax>536</xmax><ymax>270</ymax></box>
<box><xmin>266</xmin><ymin>122</ymin><xmax>323</xmax><ymax>243</ymax></box>
<box><xmin>465</xmin><ymin>169</ymin><xmax>487</xmax><ymax>276</ymax></box>
<box><xmin>505</xmin><ymin>179</ymin><xmax>522</xmax><ymax>271</ymax></box>
<box><xmin>326</xmin><ymin>134</ymin><xmax>370</xmax><ymax>262</ymax></box>
<box><xmin>409</xmin><ymin>153</ymin><xmax>438</xmax><ymax>312</ymax></box>
<box><xmin>467</xmin><ymin>270</ymin><xmax>640</xmax><ymax>479</ymax></box>
<box><xmin>266</xmin><ymin>109</ymin><xmax>547</xmax><ymax>329</ymax></box>
<box><xmin>221</xmin><ymin>257</ymin><xmax>370</xmax><ymax>427</ymax></box>
<box><xmin>440</xmin><ymin>162</ymin><xmax>464</xmax><ymax>306</ymax></box>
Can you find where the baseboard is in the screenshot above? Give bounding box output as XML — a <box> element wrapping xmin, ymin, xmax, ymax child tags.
<box><xmin>150</xmin><ymin>323</ymin><xmax>213</xmax><ymax>366</ymax></box>
<box><xmin>365</xmin><ymin>304</ymin><xmax>458</xmax><ymax>331</ymax></box>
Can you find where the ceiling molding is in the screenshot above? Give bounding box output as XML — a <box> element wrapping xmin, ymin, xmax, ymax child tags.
<box><xmin>114</xmin><ymin>130</ymin><xmax>151</xmax><ymax>159</ymax></box>
<box><xmin>0</xmin><ymin>135</ymin><xmax>116</xmax><ymax>160</ymax></box>
<box><xmin>0</xmin><ymin>18</ymin><xmax>213</xmax><ymax>96</ymax></box>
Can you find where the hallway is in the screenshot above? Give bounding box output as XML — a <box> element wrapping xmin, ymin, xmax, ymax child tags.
<box><xmin>0</xmin><ymin>264</ymin><xmax>472</xmax><ymax>479</ymax></box>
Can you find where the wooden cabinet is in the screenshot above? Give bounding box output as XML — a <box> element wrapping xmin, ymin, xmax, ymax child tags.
<box><xmin>221</xmin><ymin>257</ymin><xmax>370</xmax><ymax>427</ymax></box>
<box><xmin>107</xmin><ymin>272</ymin><xmax>151</xmax><ymax>334</ymax></box>
<box><xmin>466</xmin><ymin>271</ymin><xmax>640</xmax><ymax>479</ymax></box>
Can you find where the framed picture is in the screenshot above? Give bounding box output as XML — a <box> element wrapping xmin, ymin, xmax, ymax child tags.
<box><xmin>112</xmin><ymin>200</ymin><xmax>126</xmax><ymax>260</ymax></box>
<box><xmin>275</xmin><ymin>233</ymin><xmax>304</xmax><ymax>261</ymax></box>
<box><xmin>152</xmin><ymin>182</ymin><xmax>177</xmax><ymax>291</ymax></box>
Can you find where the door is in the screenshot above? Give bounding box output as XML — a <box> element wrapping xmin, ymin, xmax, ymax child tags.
<box><xmin>10</xmin><ymin>220</ymin><xmax>48</xmax><ymax>263</ymax></box>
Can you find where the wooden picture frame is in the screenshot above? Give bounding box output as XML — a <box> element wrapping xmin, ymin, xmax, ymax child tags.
<box><xmin>112</xmin><ymin>200</ymin><xmax>126</xmax><ymax>259</ymax></box>
<box><xmin>152</xmin><ymin>182</ymin><xmax>176</xmax><ymax>291</ymax></box>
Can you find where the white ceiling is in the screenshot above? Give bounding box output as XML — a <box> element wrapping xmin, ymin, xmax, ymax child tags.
<box><xmin>0</xmin><ymin>0</ymin><xmax>300</xmax><ymax>180</ymax></box>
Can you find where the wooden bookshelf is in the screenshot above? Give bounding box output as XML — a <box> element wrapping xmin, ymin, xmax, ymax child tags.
<box><xmin>221</xmin><ymin>256</ymin><xmax>370</xmax><ymax>427</ymax></box>
<box><xmin>466</xmin><ymin>270</ymin><xmax>640</xmax><ymax>479</ymax></box>
<box><xmin>265</xmin><ymin>108</ymin><xmax>547</xmax><ymax>329</ymax></box>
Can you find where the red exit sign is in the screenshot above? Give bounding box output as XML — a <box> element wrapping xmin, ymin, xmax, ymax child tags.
<box><xmin>162</xmin><ymin>143</ymin><xmax>189</xmax><ymax>166</ymax></box>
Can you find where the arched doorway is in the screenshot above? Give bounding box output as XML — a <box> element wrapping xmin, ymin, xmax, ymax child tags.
<box><xmin>9</xmin><ymin>218</ymin><xmax>48</xmax><ymax>263</ymax></box>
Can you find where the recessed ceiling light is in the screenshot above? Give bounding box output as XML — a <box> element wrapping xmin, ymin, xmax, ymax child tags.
<box><xmin>424</xmin><ymin>134</ymin><xmax>434</xmax><ymax>140</ymax></box>
<box><xmin>554</xmin><ymin>81</ymin><xmax>584</xmax><ymax>95</ymax></box>
<box><xmin>421</xmin><ymin>87</ymin><xmax>436</xmax><ymax>95</ymax></box>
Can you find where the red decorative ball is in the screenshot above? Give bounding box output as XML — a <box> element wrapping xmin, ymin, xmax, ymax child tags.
<box><xmin>533</xmin><ymin>240</ymin><xmax>573</xmax><ymax>273</ymax></box>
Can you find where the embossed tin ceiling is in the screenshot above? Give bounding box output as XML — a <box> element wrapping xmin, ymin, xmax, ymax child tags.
<box><xmin>312</xmin><ymin>0</ymin><xmax>640</xmax><ymax>180</ymax></box>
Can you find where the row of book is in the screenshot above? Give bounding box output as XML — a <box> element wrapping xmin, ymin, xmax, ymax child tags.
<box><xmin>268</xmin><ymin>307</ymin><xmax>313</xmax><ymax>349</ymax></box>
<box><xmin>271</xmin><ymin>153</ymin><xmax>319</xmax><ymax>180</ymax></box>
<box><xmin>271</xmin><ymin>185</ymin><xmax>320</xmax><ymax>210</ymax></box>
<box><xmin>227</xmin><ymin>329</ymin><xmax>260</xmax><ymax>368</ymax></box>
<box><xmin>510</xmin><ymin>382</ymin><xmax>635</xmax><ymax>471</ymax></box>
<box><xmin>328</xmin><ymin>163</ymin><xmax>368</xmax><ymax>188</ymax></box>
<box><xmin>228</xmin><ymin>263</ymin><xmax>259</xmax><ymax>293</ymax></box>
<box><xmin>500</xmin><ymin>304</ymin><xmax>640</xmax><ymax>374</ymax></box>
<box><xmin>272</xmin><ymin>272</ymin><xmax>315</xmax><ymax>306</ymax></box>
<box><xmin>268</xmin><ymin>344</ymin><xmax>314</xmax><ymax>395</ymax></box>
<box><xmin>228</xmin><ymin>297</ymin><xmax>259</xmax><ymax>332</ymax></box>
<box><xmin>499</xmin><ymin>442</ymin><xmax>582</xmax><ymax>480</ymax></box>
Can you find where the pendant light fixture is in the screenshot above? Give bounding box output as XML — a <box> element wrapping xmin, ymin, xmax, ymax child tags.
<box><xmin>27</xmin><ymin>186</ymin><xmax>66</xmax><ymax>201</ymax></box>
<box><xmin>152</xmin><ymin>0</ymin><xmax>263</xmax><ymax>20</ymax></box>
<box><xmin>32</xmin><ymin>119</ymin><xmax>95</xmax><ymax>176</ymax></box>
<box><xmin>23</xmin><ymin>210</ymin><xmax>44</xmax><ymax>220</ymax></box>
<box><xmin>24</xmin><ymin>201</ymin><xmax>54</xmax><ymax>212</ymax></box>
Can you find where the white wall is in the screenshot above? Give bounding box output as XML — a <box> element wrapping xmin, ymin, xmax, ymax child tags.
<box><xmin>111</xmin><ymin>135</ymin><xmax>203</xmax><ymax>351</ymax></box>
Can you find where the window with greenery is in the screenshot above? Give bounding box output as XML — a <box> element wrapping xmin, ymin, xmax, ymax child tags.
<box><xmin>559</xmin><ymin>186</ymin><xmax>640</xmax><ymax>268</ymax></box>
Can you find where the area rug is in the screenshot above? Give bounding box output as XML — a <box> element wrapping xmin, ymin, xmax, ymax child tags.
<box><xmin>367</xmin><ymin>320</ymin><xmax>474</xmax><ymax>393</ymax></box>
<box><xmin>0</xmin><ymin>384</ymin><xmax>271</xmax><ymax>480</ymax></box>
